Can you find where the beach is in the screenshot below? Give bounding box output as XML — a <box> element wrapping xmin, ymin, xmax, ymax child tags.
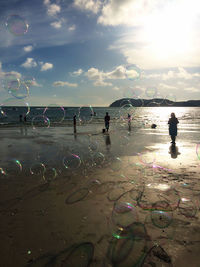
<box><xmin>0</xmin><ymin>107</ymin><xmax>200</xmax><ymax>266</ymax></box>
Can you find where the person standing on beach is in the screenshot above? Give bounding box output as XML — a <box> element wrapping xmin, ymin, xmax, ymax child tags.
<box><xmin>73</xmin><ymin>114</ymin><xmax>77</xmax><ymax>133</ymax></box>
<box><xmin>168</xmin><ymin>113</ymin><xmax>179</xmax><ymax>144</ymax></box>
<box><xmin>104</xmin><ymin>112</ymin><xmax>110</xmax><ymax>132</ymax></box>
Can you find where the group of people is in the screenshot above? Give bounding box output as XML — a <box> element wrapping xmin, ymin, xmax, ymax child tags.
<box><xmin>74</xmin><ymin>111</ymin><xmax>179</xmax><ymax>145</ymax></box>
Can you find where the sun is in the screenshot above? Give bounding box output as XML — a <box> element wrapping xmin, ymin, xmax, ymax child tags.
<box><xmin>140</xmin><ymin>0</ymin><xmax>200</xmax><ymax>61</ymax></box>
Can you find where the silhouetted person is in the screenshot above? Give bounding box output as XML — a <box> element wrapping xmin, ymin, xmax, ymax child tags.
<box><xmin>128</xmin><ymin>113</ymin><xmax>131</xmax><ymax>131</ymax></box>
<box><xmin>104</xmin><ymin>112</ymin><xmax>110</xmax><ymax>132</ymax></box>
<box><xmin>168</xmin><ymin>113</ymin><xmax>179</xmax><ymax>144</ymax></box>
<box><xmin>151</xmin><ymin>123</ymin><xmax>157</xmax><ymax>129</ymax></box>
<box><xmin>73</xmin><ymin>115</ymin><xmax>77</xmax><ymax>133</ymax></box>
<box><xmin>19</xmin><ymin>114</ymin><xmax>23</xmax><ymax>123</ymax></box>
<box><xmin>169</xmin><ymin>144</ymin><xmax>180</xmax><ymax>159</ymax></box>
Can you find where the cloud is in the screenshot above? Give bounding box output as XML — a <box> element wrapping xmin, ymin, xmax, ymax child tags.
<box><xmin>74</xmin><ymin>0</ymin><xmax>102</xmax><ymax>14</ymax></box>
<box><xmin>44</xmin><ymin>0</ymin><xmax>61</xmax><ymax>16</ymax></box>
<box><xmin>144</xmin><ymin>68</ymin><xmax>200</xmax><ymax>80</ymax></box>
<box><xmin>85</xmin><ymin>65</ymin><xmax>126</xmax><ymax>86</ymax></box>
<box><xmin>159</xmin><ymin>83</ymin><xmax>177</xmax><ymax>90</ymax></box>
<box><xmin>23</xmin><ymin>45</ymin><xmax>33</xmax><ymax>52</ymax></box>
<box><xmin>68</xmin><ymin>25</ymin><xmax>76</xmax><ymax>31</ymax></box>
<box><xmin>21</xmin><ymin>58</ymin><xmax>37</xmax><ymax>68</ymax></box>
<box><xmin>53</xmin><ymin>81</ymin><xmax>78</xmax><ymax>87</ymax></box>
<box><xmin>40</xmin><ymin>62</ymin><xmax>53</xmax><ymax>71</ymax></box>
<box><xmin>184</xmin><ymin>87</ymin><xmax>199</xmax><ymax>93</ymax></box>
<box><xmin>50</xmin><ymin>20</ymin><xmax>62</xmax><ymax>29</ymax></box>
<box><xmin>32</xmin><ymin>80</ymin><xmax>43</xmax><ymax>87</ymax></box>
<box><xmin>70</xmin><ymin>68</ymin><xmax>83</xmax><ymax>76</ymax></box>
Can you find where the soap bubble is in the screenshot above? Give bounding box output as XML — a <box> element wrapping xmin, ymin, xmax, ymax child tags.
<box><xmin>125</xmin><ymin>64</ymin><xmax>141</xmax><ymax>81</ymax></box>
<box><xmin>43</xmin><ymin>104</ymin><xmax>65</xmax><ymax>123</ymax></box>
<box><xmin>110</xmin><ymin>157</ymin><xmax>123</xmax><ymax>172</ymax></box>
<box><xmin>63</xmin><ymin>153</ymin><xmax>81</xmax><ymax>170</ymax></box>
<box><xmin>165</xmin><ymin>93</ymin><xmax>176</xmax><ymax>105</ymax></box>
<box><xmin>145</xmin><ymin>87</ymin><xmax>158</xmax><ymax>98</ymax></box>
<box><xmin>32</xmin><ymin>115</ymin><xmax>50</xmax><ymax>129</ymax></box>
<box><xmin>6</xmin><ymin>15</ymin><xmax>29</xmax><ymax>36</ymax></box>
<box><xmin>78</xmin><ymin>105</ymin><xmax>94</xmax><ymax>124</ymax></box>
<box><xmin>30</xmin><ymin>162</ymin><xmax>46</xmax><ymax>178</ymax></box>
<box><xmin>0</xmin><ymin>98</ymin><xmax>30</xmax><ymax>118</ymax></box>
<box><xmin>11</xmin><ymin>81</ymin><xmax>29</xmax><ymax>99</ymax></box>
<box><xmin>2</xmin><ymin>73</ymin><xmax>20</xmax><ymax>93</ymax></box>
<box><xmin>179</xmin><ymin>197</ymin><xmax>197</xmax><ymax>218</ymax></box>
<box><xmin>2</xmin><ymin>159</ymin><xmax>22</xmax><ymax>177</ymax></box>
<box><xmin>43</xmin><ymin>167</ymin><xmax>58</xmax><ymax>182</ymax></box>
<box><xmin>151</xmin><ymin>210</ymin><xmax>173</xmax><ymax>228</ymax></box>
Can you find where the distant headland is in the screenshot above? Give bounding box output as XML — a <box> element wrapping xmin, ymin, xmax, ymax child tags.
<box><xmin>109</xmin><ymin>98</ymin><xmax>200</xmax><ymax>107</ymax></box>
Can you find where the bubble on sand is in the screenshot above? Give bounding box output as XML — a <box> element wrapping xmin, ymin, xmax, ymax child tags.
<box><xmin>107</xmin><ymin>223</ymin><xmax>147</xmax><ymax>265</ymax></box>
<box><xmin>145</xmin><ymin>87</ymin><xmax>158</xmax><ymax>98</ymax></box>
<box><xmin>88</xmin><ymin>140</ymin><xmax>99</xmax><ymax>152</ymax></box>
<box><xmin>110</xmin><ymin>157</ymin><xmax>123</xmax><ymax>172</ymax></box>
<box><xmin>142</xmin><ymin>245</ymin><xmax>172</xmax><ymax>266</ymax></box>
<box><xmin>92</xmin><ymin>152</ymin><xmax>105</xmax><ymax>166</ymax></box>
<box><xmin>78</xmin><ymin>105</ymin><xmax>94</xmax><ymax>124</ymax></box>
<box><xmin>43</xmin><ymin>104</ymin><xmax>65</xmax><ymax>123</ymax></box>
<box><xmin>165</xmin><ymin>93</ymin><xmax>176</xmax><ymax>105</ymax></box>
<box><xmin>151</xmin><ymin>210</ymin><xmax>173</xmax><ymax>228</ymax></box>
<box><xmin>30</xmin><ymin>162</ymin><xmax>46</xmax><ymax>177</ymax></box>
<box><xmin>125</xmin><ymin>64</ymin><xmax>141</xmax><ymax>81</ymax></box>
<box><xmin>3</xmin><ymin>159</ymin><xmax>22</xmax><ymax>177</ymax></box>
<box><xmin>43</xmin><ymin>167</ymin><xmax>57</xmax><ymax>182</ymax></box>
<box><xmin>6</xmin><ymin>15</ymin><xmax>29</xmax><ymax>36</ymax></box>
<box><xmin>32</xmin><ymin>115</ymin><xmax>50</xmax><ymax>129</ymax></box>
<box><xmin>107</xmin><ymin>187</ymin><xmax>126</xmax><ymax>201</ymax></box>
<box><xmin>63</xmin><ymin>153</ymin><xmax>81</xmax><ymax>170</ymax></box>
<box><xmin>87</xmin><ymin>179</ymin><xmax>101</xmax><ymax>193</ymax></box>
<box><xmin>179</xmin><ymin>197</ymin><xmax>197</xmax><ymax>218</ymax></box>
<box><xmin>0</xmin><ymin>98</ymin><xmax>30</xmax><ymax>118</ymax></box>
<box><xmin>65</xmin><ymin>188</ymin><xmax>89</xmax><ymax>204</ymax></box>
<box><xmin>112</xmin><ymin>202</ymin><xmax>138</xmax><ymax>228</ymax></box>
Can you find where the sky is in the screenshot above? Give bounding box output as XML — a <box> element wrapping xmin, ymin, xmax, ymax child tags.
<box><xmin>0</xmin><ymin>0</ymin><xmax>200</xmax><ymax>106</ymax></box>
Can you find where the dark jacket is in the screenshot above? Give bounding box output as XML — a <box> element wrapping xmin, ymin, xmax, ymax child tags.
<box><xmin>168</xmin><ymin>117</ymin><xmax>179</xmax><ymax>136</ymax></box>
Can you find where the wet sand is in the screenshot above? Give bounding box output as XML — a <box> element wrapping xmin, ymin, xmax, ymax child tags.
<box><xmin>0</xmin><ymin>123</ymin><xmax>200</xmax><ymax>266</ymax></box>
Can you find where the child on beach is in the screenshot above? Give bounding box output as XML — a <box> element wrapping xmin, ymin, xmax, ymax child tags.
<box><xmin>168</xmin><ymin>113</ymin><xmax>179</xmax><ymax>144</ymax></box>
<box><xmin>104</xmin><ymin>112</ymin><xmax>110</xmax><ymax>132</ymax></box>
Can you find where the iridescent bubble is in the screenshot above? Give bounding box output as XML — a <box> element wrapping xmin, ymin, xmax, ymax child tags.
<box><xmin>92</xmin><ymin>152</ymin><xmax>105</xmax><ymax>167</ymax></box>
<box><xmin>87</xmin><ymin>179</ymin><xmax>101</xmax><ymax>193</ymax></box>
<box><xmin>22</xmin><ymin>75</ymin><xmax>35</xmax><ymax>88</ymax></box>
<box><xmin>145</xmin><ymin>87</ymin><xmax>158</xmax><ymax>98</ymax></box>
<box><xmin>0</xmin><ymin>167</ymin><xmax>6</xmax><ymax>178</ymax></box>
<box><xmin>11</xmin><ymin>81</ymin><xmax>29</xmax><ymax>99</ymax></box>
<box><xmin>112</xmin><ymin>202</ymin><xmax>138</xmax><ymax>228</ymax></box>
<box><xmin>6</xmin><ymin>15</ymin><xmax>29</xmax><ymax>36</ymax></box>
<box><xmin>2</xmin><ymin>73</ymin><xmax>20</xmax><ymax>93</ymax></box>
<box><xmin>63</xmin><ymin>153</ymin><xmax>81</xmax><ymax>170</ymax></box>
<box><xmin>3</xmin><ymin>159</ymin><xmax>22</xmax><ymax>177</ymax></box>
<box><xmin>30</xmin><ymin>162</ymin><xmax>46</xmax><ymax>177</ymax></box>
<box><xmin>119</xmin><ymin>103</ymin><xmax>136</xmax><ymax>122</ymax></box>
<box><xmin>165</xmin><ymin>93</ymin><xmax>176</xmax><ymax>105</ymax></box>
<box><xmin>151</xmin><ymin>210</ymin><xmax>173</xmax><ymax>228</ymax></box>
<box><xmin>43</xmin><ymin>167</ymin><xmax>58</xmax><ymax>182</ymax></box>
<box><xmin>110</xmin><ymin>157</ymin><xmax>123</xmax><ymax>172</ymax></box>
<box><xmin>78</xmin><ymin>105</ymin><xmax>94</xmax><ymax>124</ymax></box>
<box><xmin>32</xmin><ymin>115</ymin><xmax>50</xmax><ymax>130</ymax></box>
<box><xmin>0</xmin><ymin>98</ymin><xmax>30</xmax><ymax>119</ymax></box>
<box><xmin>43</xmin><ymin>104</ymin><xmax>65</xmax><ymax>123</ymax></box>
<box><xmin>125</xmin><ymin>64</ymin><xmax>141</xmax><ymax>81</ymax></box>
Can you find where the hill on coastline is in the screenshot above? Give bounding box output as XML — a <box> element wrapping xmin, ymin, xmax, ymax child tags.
<box><xmin>110</xmin><ymin>98</ymin><xmax>200</xmax><ymax>107</ymax></box>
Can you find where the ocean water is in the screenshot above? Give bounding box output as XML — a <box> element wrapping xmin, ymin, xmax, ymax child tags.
<box><xmin>0</xmin><ymin>106</ymin><xmax>200</xmax><ymax>133</ymax></box>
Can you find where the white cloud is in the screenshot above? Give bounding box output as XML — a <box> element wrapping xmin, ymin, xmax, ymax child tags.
<box><xmin>53</xmin><ymin>81</ymin><xmax>78</xmax><ymax>87</ymax></box>
<box><xmin>44</xmin><ymin>0</ymin><xmax>50</xmax><ymax>5</ymax></box>
<box><xmin>85</xmin><ymin>65</ymin><xmax>126</xmax><ymax>86</ymax></box>
<box><xmin>159</xmin><ymin>83</ymin><xmax>177</xmax><ymax>90</ymax></box>
<box><xmin>23</xmin><ymin>45</ymin><xmax>33</xmax><ymax>52</ymax></box>
<box><xmin>21</xmin><ymin>58</ymin><xmax>37</xmax><ymax>68</ymax></box>
<box><xmin>32</xmin><ymin>80</ymin><xmax>43</xmax><ymax>87</ymax></box>
<box><xmin>112</xmin><ymin>86</ymin><xmax>120</xmax><ymax>91</ymax></box>
<box><xmin>144</xmin><ymin>68</ymin><xmax>200</xmax><ymax>80</ymax></box>
<box><xmin>71</xmin><ymin>68</ymin><xmax>83</xmax><ymax>76</ymax></box>
<box><xmin>68</xmin><ymin>25</ymin><xmax>76</xmax><ymax>31</ymax></box>
<box><xmin>50</xmin><ymin>20</ymin><xmax>62</xmax><ymax>29</ymax></box>
<box><xmin>184</xmin><ymin>87</ymin><xmax>199</xmax><ymax>92</ymax></box>
<box><xmin>40</xmin><ymin>62</ymin><xmax>53</xmax><ymax>71</ymax></box>
<box><xmin>74</xmin><ymin>0</ymin><xmax>102</xmax><ymax>14</ymax></box>
<box><xmin>47</xmin><ymin>3</ymin><xmax>61</xmax><ymax>16</ymax></box>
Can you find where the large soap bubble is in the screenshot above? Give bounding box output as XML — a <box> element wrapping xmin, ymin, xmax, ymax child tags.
<box><xmin>6</xmin><ymin>15</ymin><xmax>29</xmax><ymax>36</ymax></box>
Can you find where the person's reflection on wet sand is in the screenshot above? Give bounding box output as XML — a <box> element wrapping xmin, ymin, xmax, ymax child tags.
<box><xmin>169</xmin><ymin>144</ymin><xmax>181</xmax><ymax>159</ymax></box>
<box><xmin>74</xmin><ymin>133</ymin><xmax>77</xmax><ymax>140</ymax></box>
<box><xmin>105</xmin><ymin>133</ymin><xmax>111</xmax><ymax>151</ymax></box>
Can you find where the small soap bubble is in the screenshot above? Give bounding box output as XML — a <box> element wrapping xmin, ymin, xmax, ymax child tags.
<box><xmin>125</xmin><ymin>64</ymin><xmax>141</xmax><ymax>81</ymax></box>
<box><xmin>145</xmin><ymin>87</ymin><xmax>158</xmax><ymax>98</ymax></box>
<box><xmin>32</xmin><ymin>115</ymin><xmax>50</xmax><ymax>130</ymax></box>
<box><xmin>63</xmin><ymin>153</ymin><xmax>81</xmax><ymax>170</ymax></box>
<box><xmin>151</xmin><ymin>210</ymin><xmax>173</xmax><ymax>228</ymax></box>
<box><xmin>165</xmin><ymin>93</ymin><xmax>176</xmax><ymax>105</ymax></box>
<box><xmin>43</xmin><ymin>104</ymin><xmax>65</xmax><ymax>123</ymax></box>
<box><xmin>30</xmin><ymin>162</ymin><xmax>46</xmax><ymax>177</ymax></box>
<box><xmin>78</xmin><ymin>105</ymin><xmax>94</xmax><ymax>124</ymax></box>
<box><xmin>43</xmin><ymin>167</ymin><xmax>58</xmax><ymax>182</ymax></box>
<box><xmin>110</xmin><ymin>157</ymin><xmax>123</xmax><ymax>172</ymax></box>
<box><xmin>3</xmin><ymin>159</ymin><xmax>22</xmax><ymax>177</ymax></box>
<box><xmin>6</xmin><ymin>15</ymin><xmax>29</xmax><ymax>36</ymax></box>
